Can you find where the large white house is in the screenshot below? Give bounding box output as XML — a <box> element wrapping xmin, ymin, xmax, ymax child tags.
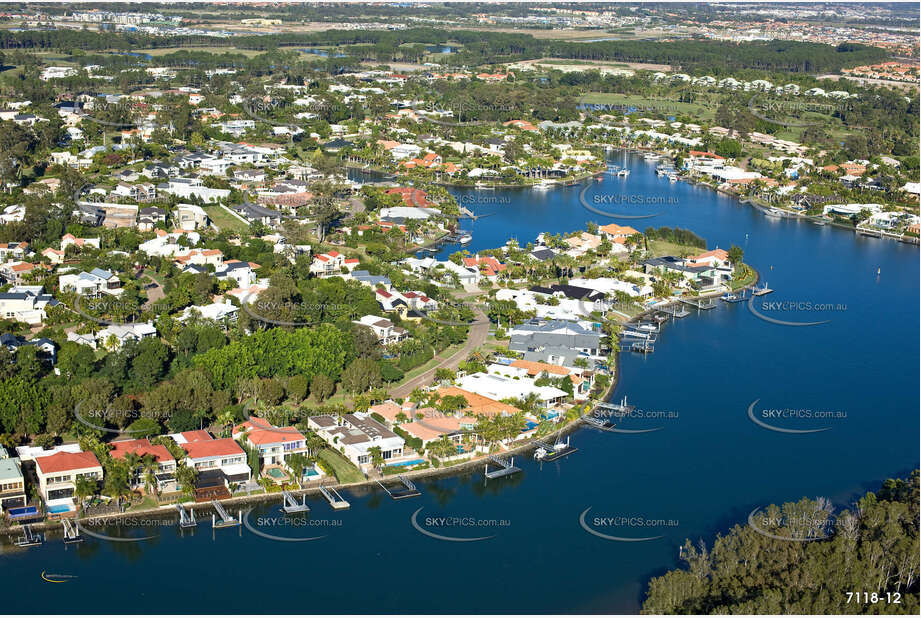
<box><xmin>34</xmin><ymin>450</ymin><xmax>103</xmax><ymax>511</ymax></box>
<box><xmin>308</xmin><ymin>413</ymin><xmax>407</xmax><ymax>471</ymax></box>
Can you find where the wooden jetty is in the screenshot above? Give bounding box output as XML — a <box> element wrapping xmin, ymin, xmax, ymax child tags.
<box><xmin>485</xmin><ymin>454</ymin><xmax>521</xmax><ymax>480</ymax></box>
<box><xmin>319</xmin><ymin>484</ymin><xmax>350</xmax><ymax>510</ymax></box>
<box><xmin>630</xmin><ymin>341</ymin><xmax>655</xmax><ymax>353</ymax></box>
<box><xmin>377</xmin><ymin>475</ymin><xmax>421</xmax><ymax>500</ymax></box>
<box><xmin>752</xmin><ymin>281</ymin><xmax>773</xmax><ymax>296</ymax></box>
<box><xmin>661</xmin><ymin>304</ymin><xmax>690</xmax><ymax>318</ymax></box>
<box><xmin>282</xmin><ymin>490</ymin><xmax>310</xmax><ymax>513</ymax></box>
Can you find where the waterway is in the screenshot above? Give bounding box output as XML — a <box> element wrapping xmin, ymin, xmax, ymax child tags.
<box><xmin>2</xmin><ymin>152</ymin><xmax>918</xmax><ymax>614</ymax></box>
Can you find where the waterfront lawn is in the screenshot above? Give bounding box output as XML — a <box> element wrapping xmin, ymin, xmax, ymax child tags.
<box><xmin>318</xmin><ymin>448</ymin><xmax>365</xmax><ymax>484</ymax></box>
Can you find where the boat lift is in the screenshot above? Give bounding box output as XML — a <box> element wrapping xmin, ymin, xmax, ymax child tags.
<box><xmin>177</xmin><ymin>503</ymin><xmax>198</xmax><ymax>528</ymax></box>
<box><xmin>281</xmin><ymin>490</ymin><xmax>310</xmax><ymax>513</ymax></box>
<box><xmin>484</xmin><ymin>454</ymin><xmax>521</xmax><ymax>480</ymax></box>
<box><xmin>210</xmin><ymin>500</ymin><xmax>241</xmax><ymax>529</ymax></box>
<box><xmin>14</xmin><ymin>525</ymin><xmax>43</xmax><ymax>547</ymax></box>
<box><xmin>62</xmin><ymin>518</ymin><xmax>83</xmax><ymax>544</ymax></box>
<box><xmin>319</xmin><ymin>484</ymin><xmax>350</xmax><ymax>510</ymax></box>
<box><xmin>533</xmin><ymin>435</ymin><xmax>577</xmax><ymax>462</ymax></box>
<box><xmin>377</xmin><ymin>475</ymin><xmax>421</xmax><ymax>500</ymax></box>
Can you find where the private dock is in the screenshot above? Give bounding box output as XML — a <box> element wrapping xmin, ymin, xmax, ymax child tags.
<box><xmin>14</xmin><ymin>525</ymin><xmax>43</xmax><ymax>547</ymax></box>
<box><xmin>533</xmin><ymin>436</ymin><xmax>577</xmax><ymax>462</ymax></box>
<box><xmin>753</xmin><ymin>282</ymin><xmax>773</xmax><ymax>296</ymax></box>
<box><xmin>377</xmin><ymin>475</ymin><xmax>421</xmax><ymax>500</ymax></box>
<box><xmin>62</xmin><ymin>518</ymin><xmax>83</xmax><ymax>544</ymax></box>
<box><xmin>679</xmin><ymin>297</ymin><xmax>717</xmax><ymax>310</ymax></box>
<box><xmin>630</xmin><ymin>341</ymin><xmax>655</xmax><ymax>353</ymax></box>
<box><xmin>282</xmin><ymin>490</ymin><xmax>310</xmax><ymax>513</ymax></box>
<box><xmin>210</xmin><ymin>500</ymin><xmax>242</xmax><ymax>529</ymax></box>
<box><xmin>662</xmin><ymin>304</ymin><xmax>690</xmax><ymax>318</ymax></box>
<box><xmin>177</xmin><ymin>503</ymin><xmax>198</xmax><ymax>528</ymax></box>
<box><xmin>319</xmin><ymin>484</ymin><xmax>351</xmax><ymax>510</ymax></box>
<box><xmin>581</xmin><ymin>414</ymin><xmax>617</xmax><ymax>431</ymax></box>
<box><xmin>595</xmin><ymin>397</ymin><xmax>635</xmax><ymax>417</ymax></box>
<box><xmin>485</xmin><ymin>454</ymin><xmax>521</xmax><ymax>480</ymax></box>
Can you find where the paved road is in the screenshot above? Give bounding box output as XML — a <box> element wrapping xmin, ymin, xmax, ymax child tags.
<box><xmin>390</xmin><ymin>304</ymin><xmax>490</xmax><ymax>399</ymax></box>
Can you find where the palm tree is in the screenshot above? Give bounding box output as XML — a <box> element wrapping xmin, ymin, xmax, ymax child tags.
<box><xmin>74</xmin><ymin>475</ymin><xmax>98</xmax><ymax>508</ymax></box>
<box><xmin>141</xmin><ymin>454</ymin><xmax>158</xmax><ymax>499</ymax></box>
<box><xmin>286</xmin><ymin>453</ymin><xmax>310</xmax><ymax>487</ymax></box>
<box><xmin>368</xmin><ymin>446</ymin><xmax>384</xmax><ymax>471</ymax></box>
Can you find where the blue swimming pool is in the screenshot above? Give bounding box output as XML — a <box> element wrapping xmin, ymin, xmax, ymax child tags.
<box><xmin>47</xmin><ymin>505</ymin><xmax>72</xmax><ymax>514</ymax></box>
<box><xmin>7</xmin><ymin>505</ymin><xmax>38</xmax><ymax>519</ymax></box>
<box><xmin>384</xmin><ymin>459</ymin><xmax>425</xmax><ymax>467</ymax></box>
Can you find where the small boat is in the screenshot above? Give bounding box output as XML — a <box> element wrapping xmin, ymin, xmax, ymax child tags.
<box><xmin>644</xmin><ymin>152</ymin><xmax>660</xmax><ymax>161</ymax></box>
<box><xmin>474</xmin><ymin>182</ymin><xmax>493</xmax><ymax>190</ymax></box>
<box><xmin>668</xmin><ymin>173</ymin><xmax>678</xmax><ymax>183</ymax></box>
<box><xmin>617</xmin><ymin>168</ymin><xmax>630</xmax><ymax>177</ymax></box>
<box><xmin>457</xmin><ymin>233</ymin><xmax>472</xmax><ymax>245</ymax></box>
<box><xmin>721</xmin><ymin>292</ymin><xmax>745</xmax><ymax>303</ymax></box>
<box><xmin>765</xmin><ymin>207</ymin><xmax>784</xmax><ymax>218</ymax></box>
<box><xmin>533</xmin><ymin>446</ymin><xmax>549</xmax><ymax>460</ymax></box>
<box><xmin>812</xmin><ymin>218</ymin><xmax>827</xmax><ymax>226</ymax></box>
<box><xmin>532</xmin><ymin>180</ymin><xmax>555</xmax><ymax>191</ymax></box>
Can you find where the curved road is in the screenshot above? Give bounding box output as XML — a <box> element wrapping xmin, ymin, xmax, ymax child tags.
<box><xmin>390</xmin><ymin>305</ymin><xmax>490</xmax><ymax>399</ymax></box>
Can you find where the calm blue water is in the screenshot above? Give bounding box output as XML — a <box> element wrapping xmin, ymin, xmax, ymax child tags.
<box><xmin>2</xmin><ymin>153</ymin><xmax>917</xmax><ymax>613</ymax></box>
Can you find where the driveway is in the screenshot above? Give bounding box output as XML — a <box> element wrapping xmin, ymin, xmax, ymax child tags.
<box><xmin>390</xmin><ymin>305</ymin><xmax>489</xmax><ymax>399</ymax></box>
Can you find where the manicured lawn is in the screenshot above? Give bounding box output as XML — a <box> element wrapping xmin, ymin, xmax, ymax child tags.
<box><xmin>203</xmin><ymin>205</ymin><xmax>249</xmax><ymax>234</ymax></box>
<box><xmin>318</xmin><ymin>448</ymin><xmax>365</xmax><ymax>484</ymax></box>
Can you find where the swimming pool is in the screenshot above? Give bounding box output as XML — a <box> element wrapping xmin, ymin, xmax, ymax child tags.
<box><xmin>47</xmin><ymin>504</ymin><xmax>72</xmax><ymax>514</ymax></box>
<box><xmin>384</xmin><ymin>459</ymin><xmax>426</xmax><ymax>467</ymax></box>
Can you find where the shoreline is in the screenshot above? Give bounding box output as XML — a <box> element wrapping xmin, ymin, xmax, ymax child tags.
<box><xmin>3</xmin><ymin>372</ymin><xmax>621</xmax><ymax>537</ymax></box>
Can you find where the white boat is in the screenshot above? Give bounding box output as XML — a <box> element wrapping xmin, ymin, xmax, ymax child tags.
<box><xmin>533</xmin><ymin>447</ymin><xmax>549</xmax><ymax>460</ymax></box>
<box><xmin>474</xmin><ymin>182</ymin><xmax>494</xmax><ymax>190</ymax></box>
<box><xmin>458</xmin><ymin>233</ymin><xmax>472</xmax><ymax>244</ymax></box>
<box><xmin>532</xmin><ymin>180</ymin><xmax>555</xmax><ymax>191</ymax></box>
<box><xmin>765</xmin><ymin>207</ymin><xmax>783</xmax><ymax>218</ymax></box>
<box><xmin>644</xmin><ymin>152</ymin><xmax>660</xmax><ymax>161</ymax></box>
<box><xmin>618</xmin><ymin>148</ymin><xmax>630</xmax><ymax>176</ymax></box>
<box><xmin>668</xmin><ymin>173</ymin><xmax>678</xmax><ymax>183</ymax></box>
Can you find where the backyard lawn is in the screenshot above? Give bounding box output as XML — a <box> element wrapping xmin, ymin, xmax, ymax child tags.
<box><xmin>318</xmin><ymin>448</ymin><xmax>365</xmax><ymax>484</ymax></box>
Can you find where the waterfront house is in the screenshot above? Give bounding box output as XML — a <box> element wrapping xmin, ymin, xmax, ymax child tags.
<box><xmin>435</xmin><ymin>386</ymin><xmax>520</xmax><ymax>418</ymax></box>
<box><xmin>109</xmin><ymin>439</ymin><xmax>177</xmax><ymax>494</ymax></box>
<box><xmin>458</xmin><ymin>371</ymin><xmax>568</xmax><ymax>409</ymax></box>
<box><xmin>307</xmin><ymin>413</ymin><xmax>406</xmax><ymax>471</ymax></box>
<box><xmin>176</xmin><ymin>434</ymin><xmax>251</xmax><ymax>487</ymax></box>
<box><xmin>232</xmin><ymin>417</ymin><xmax>309</xmax><ymax>468</ymax></box>
<box><xmin>0</xmin><ymin>451</ymin><xmax>26</xmax><ymax>511</ymax></box>
<box><xmin>34</xmin><ymin>450</ymin><xmax>103</xmax><ymax>511</ymax></box>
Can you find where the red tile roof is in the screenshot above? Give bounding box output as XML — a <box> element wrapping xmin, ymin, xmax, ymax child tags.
<box><xmin>181</xmin><ymin>437</ymin><xmax>244</xmax><ymax>460</ymax></box>
<box><xmin>109</xmin><ymin>439</ymin><xmax>174</xmax><ymax>463</ymax></box>
<box><xmin>36</xmin><ymin>451</ymin><xmax>101</xmax><ymax>475</ymax></box>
